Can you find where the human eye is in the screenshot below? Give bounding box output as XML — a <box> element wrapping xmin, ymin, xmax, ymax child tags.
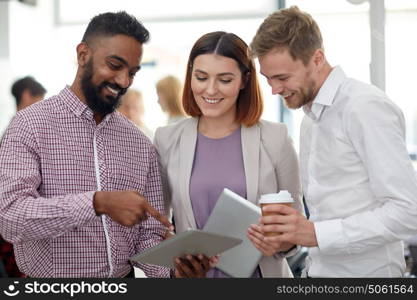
<box><xmin>272</xmin><ymin>75</ymin><xmax>289</xmax><ymax>82</ymax></box>
<box><xmin>195</xmin><ymin>75</ymin><xmax>207</xmax><ymax>81</ymax></box>
<box><xmin>108</xmin><ymin>61</ymin><xmax>122</xmax><ymax>70</ymax></box>
<box><xmin>220</xmin><ymin>78</ymin><xmax>232</xmax><ymax>84</ymax></box>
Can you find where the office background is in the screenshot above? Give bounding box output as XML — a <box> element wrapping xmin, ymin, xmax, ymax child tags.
<box><xmin>1</xmin><ymin>0</ymin><xmax>417</xmax><ymax>159</ymax></box>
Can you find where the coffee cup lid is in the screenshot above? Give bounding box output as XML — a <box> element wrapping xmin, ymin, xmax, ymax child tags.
<box><xmin>259</xmin><ymin>190</ymin><xmax>294</xmax><ymax>204</ymax></box>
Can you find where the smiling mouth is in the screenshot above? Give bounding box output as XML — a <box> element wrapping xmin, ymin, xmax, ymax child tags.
<box><xmin>106</xmin><ymin>85</ymin><xmax>121</xmax><ymax>96</ymax></box>
<box><xmin>281</xmin><ymin>92</ymin><xmax>295</xmax><ymax>100</ymax></box>
<box><xmin>203</xmin><ymin>97</ymin><xmax>224</xmax><ymax>104</ymax></box>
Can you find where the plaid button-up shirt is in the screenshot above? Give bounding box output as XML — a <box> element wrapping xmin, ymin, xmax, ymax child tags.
<box><xmin>0</xmin><ymin>87</ymin><xmax>169</xmax><ymax>278</ymax></box>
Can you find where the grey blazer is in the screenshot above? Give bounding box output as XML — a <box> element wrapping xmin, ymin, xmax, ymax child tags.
<box><xmin>154</xmin><ymin>118</ymin><xmax>303</xmax><ymax>278</ymax></box>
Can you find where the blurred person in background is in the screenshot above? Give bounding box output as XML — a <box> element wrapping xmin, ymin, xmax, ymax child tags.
<box><xmin>156</xmin><ymin>75</ymin><xmax>187</xmax><ymax>124</ymax></box>
<box><xmin>11</xmin><ymin>76</ymin><xmax>46</xmax><ymax>112</ymax></box>
<box><xmin>118</xmin><ymin>89</ymin><xmax>153</xmax><ymax>139</ymax></box>
<box><xmin>0</xmin><ymin>75</ymin><xmax>46</xmax><ymax>277</ymax></box>
<box><xmin>0</xmin><ymin>237</ymin><xmax>23</xmax><ymax>277</ymax></box>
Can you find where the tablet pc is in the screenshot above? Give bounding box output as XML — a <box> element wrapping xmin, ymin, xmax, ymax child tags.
<box><xmin>203</xmin><ymin>188</ymin><xmax>262</xmax><ymax>277</ymax></box>
<box><xmin>130</xmin><ymin>229</ymin><xmax>242</xmax><ymax>269</ymax></box>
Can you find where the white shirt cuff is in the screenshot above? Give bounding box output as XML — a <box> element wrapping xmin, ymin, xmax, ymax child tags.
<box><xmin>314</xmin><ymin>219</ymin><xmax>350</xmax><ymax>255</ymax></box>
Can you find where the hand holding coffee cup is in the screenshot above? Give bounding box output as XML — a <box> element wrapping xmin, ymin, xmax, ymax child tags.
<box><xmin>259</xmin><ymin>190</ymin><xmax>294</xmax><ymax>236</ymax></box>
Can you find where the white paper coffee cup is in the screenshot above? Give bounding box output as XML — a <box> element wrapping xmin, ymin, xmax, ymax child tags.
<box><xmin>259</xmin><ymin>190</ymin><xmax>294</xmax><ymax>236</ymax></box>
<box><xmin>259</xmin><ymin>190</ymin><xmax>294</xmax><ymax>205</ymax></box>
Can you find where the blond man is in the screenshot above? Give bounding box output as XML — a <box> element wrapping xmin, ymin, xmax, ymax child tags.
<box><xmin>248</xmin><ymin>6</ymin><xmax>417</xmax><ymax>277</ymax></box>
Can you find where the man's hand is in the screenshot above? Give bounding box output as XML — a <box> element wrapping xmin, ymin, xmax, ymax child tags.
<box><xmin>164</xmin><ymin>229</ymin><xmax>175</xmax><ymax>240</ymax></box>
<box><xmin>247</xmin><ymin>224</ymin><xmax>294</xmax><ymax>256</ymax></box>
<box><xmin>172</xmin><ymin>254</ymin><xmax>218</xmax><ymax>278</ymax></box>
<box><xmin>257</xmin><ymin>204</ymin><xmax>318</xmax><ymax>247</ymax></box>
<box><xmin>93</xmin><ymin>190</ymin><xmax>173</xmax><ymax>229</ymax></box>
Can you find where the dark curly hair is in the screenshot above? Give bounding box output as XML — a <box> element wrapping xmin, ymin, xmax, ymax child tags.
<box><xmin>81</xmin><ymin>11</ymin><xmax>149</xmax><ymax>45</ymax></box>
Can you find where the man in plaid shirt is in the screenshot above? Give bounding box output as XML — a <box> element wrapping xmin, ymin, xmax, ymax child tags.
<box><xmin>0</xmin><ymin>11</ymin><xmax>210</xmax><ymax>278</ymax></box>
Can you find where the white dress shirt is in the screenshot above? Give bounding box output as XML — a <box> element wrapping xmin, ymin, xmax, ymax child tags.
<box><xmin>300</xmin><ymin>66</ymin><xmax>417</xmax><ymax>277</ymax></box>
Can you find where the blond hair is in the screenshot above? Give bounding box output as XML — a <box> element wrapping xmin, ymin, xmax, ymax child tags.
<box><xmin>251</xmin><ymin>6</ymin><xmax>323</xmax><ymax>65</ymax></box>
<box><xmin>156</xmin><ymin>75</ymin><xmax>186</xmax><ymax>117</ymax></box>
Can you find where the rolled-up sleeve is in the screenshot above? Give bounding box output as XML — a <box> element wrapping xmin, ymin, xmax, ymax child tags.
<box><xmin>0</xmin><ymin>115</ymin><xmax>98</xmax><ymax>243</ymax></box>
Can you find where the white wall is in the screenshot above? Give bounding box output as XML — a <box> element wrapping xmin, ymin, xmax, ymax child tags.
<box><xmin>0</xmin><ymin>1</ymin><xmax>13</xmax><ymax>135</ymax></box>
<box><xmin>1</xmin><ymin>0</ymin><xmax>59</xmax><ymax>136</ymax></box>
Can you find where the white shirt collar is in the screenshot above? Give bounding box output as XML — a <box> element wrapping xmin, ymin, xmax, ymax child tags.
<box><xmin>303</xmin><ymin>66</ymin><xmax>346</xmax><ymax>121</ymax></box>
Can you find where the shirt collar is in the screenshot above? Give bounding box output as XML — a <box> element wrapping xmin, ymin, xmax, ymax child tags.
<box><xmin>60</xmin><ymin>86</ymin><xmax>114</xmax><ymax>124</ymax></box>
<box><xmin>303</xmin><ymin>66</ymin><xmax>346</xmax><ymax>121</ymax></box>
<box><xmin>60</xmin><ymin>86</ymin><xmax>93</xmax><ymax>119</ymax></box>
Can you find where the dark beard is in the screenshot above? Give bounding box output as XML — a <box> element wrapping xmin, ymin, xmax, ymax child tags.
<box><xmin>80</xmin><ymin>59</ymin><xmax>127</xmax><ymax>117</ymax></box>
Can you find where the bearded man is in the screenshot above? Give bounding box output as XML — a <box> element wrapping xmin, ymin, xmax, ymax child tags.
<box><xmin>0</xmin><ymin>11</ymin><xmax>176</xmax><ymax>278</ymax></box>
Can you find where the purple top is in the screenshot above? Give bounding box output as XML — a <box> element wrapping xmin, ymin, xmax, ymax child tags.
<box><xmin>190</xmin><ymin>127</ymin><xmax>261</xmax><ymax>278</ymax></box>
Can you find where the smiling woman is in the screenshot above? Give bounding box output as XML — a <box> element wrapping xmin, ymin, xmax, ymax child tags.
<box><xmin>190</xmin><ymin>53</ymin><xmax>244</xmax><ymax>134</ymax></box>
<box><xmin>154</xmin><ymin>31</ymin><xmax>305</xmax><ymax>278</ymax></box>
<box><xmin>183</xmin><ymin>32</ymin><xmax>263</xmax><ymax>128</ymax></box>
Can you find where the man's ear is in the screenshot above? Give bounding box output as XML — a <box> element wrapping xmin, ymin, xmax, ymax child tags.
<box><xmin>76</xmin><ymin>42</ymin><xmax>91</xmax><ymax>67</ymax></box>
<box><xmin>312</xmin><ymin>49</ymin><xmax>325</xmax><ymax>68</ymax></box>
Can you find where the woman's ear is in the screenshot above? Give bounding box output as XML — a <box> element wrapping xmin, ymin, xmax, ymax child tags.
<box><xmin>76</xmin><ymin>42</ymin><xmax>91</xmax><ymax>67</ymax></box>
